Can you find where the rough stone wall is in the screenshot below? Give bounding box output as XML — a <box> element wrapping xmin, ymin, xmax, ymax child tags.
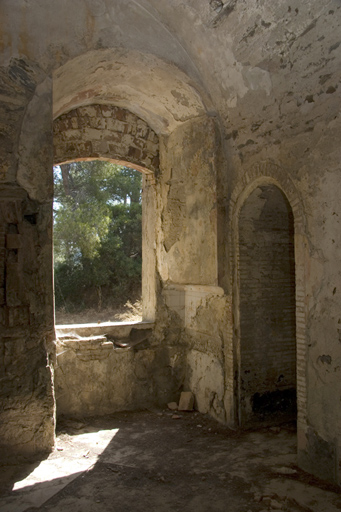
<box><xmin>0</xmin><ymin>185</ymin><xmax>55</xmax><ymax>459</ymax></box>
<box><xmin>0</xmin><ymin>62</ymin><xmax>55</xmax><ymax>459</ymax></box>
<box><xmin>55</xmin><ymin>324</ymin><xmax>186</xmax><ymax>417</ymax></box>
<box><xmin>239</xmin><ymin>185</ymin><xmax>296</xmax><ymax>425</ymax></box>
<box><xmin>53</xmin><ymin>105</ymin><xmax>159</xmax><ymax>173</ymax></box>
<box><xmin>160</xmin><ymin>284</ymin><xmax>233</xmax><ymax>424</ymax></box>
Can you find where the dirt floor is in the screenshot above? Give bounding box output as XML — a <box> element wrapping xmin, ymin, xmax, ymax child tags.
<box><xmin>0</xmin><ymin>410</ymin><xmax>340</xmax><ymax>512</ymax></box>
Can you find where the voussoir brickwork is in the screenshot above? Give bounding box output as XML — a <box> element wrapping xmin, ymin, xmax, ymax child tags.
<box><xmin>53</xmin><ymin>105</ymin><xmax>159</xmax><ymax>173</ymax></box>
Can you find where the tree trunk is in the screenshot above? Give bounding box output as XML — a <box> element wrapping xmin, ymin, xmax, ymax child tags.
<box><xmin>61</xmin><ymin>163</ymin><xmax>72</xmax><ymax>196</ymax></box>
<box><xmin>97</xmin><ymin>285</ymin><xmax>102</xmax><ymax>312</ymax></box>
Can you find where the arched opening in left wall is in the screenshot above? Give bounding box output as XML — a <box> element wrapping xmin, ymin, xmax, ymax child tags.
<box><xmin>53</xmin><ymin>160</ymin><xmax>143</xmax><ymax>324</ymax></box>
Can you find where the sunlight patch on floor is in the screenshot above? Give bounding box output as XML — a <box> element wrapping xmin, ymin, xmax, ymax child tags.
<box><xmin>13</xmin><ymin>429</ymin><xmax>119</xmax><ymax>492</ymax></box>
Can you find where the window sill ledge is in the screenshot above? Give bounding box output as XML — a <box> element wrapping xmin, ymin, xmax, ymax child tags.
<box><xmin>55</xmin><ymin>320</ymin><xmax>154</xmax><ymax>339</ymax></box>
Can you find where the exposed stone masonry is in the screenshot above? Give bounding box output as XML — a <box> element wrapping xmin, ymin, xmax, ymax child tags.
<box><xmin>0</xmin><ymin>185</ymin><xmax>55</xmax><ymax>458</ymax></box>
<box><xmin>53</xmin><ymin>105</ymin><xmax>159</xmax><ymax>173</ymax></box>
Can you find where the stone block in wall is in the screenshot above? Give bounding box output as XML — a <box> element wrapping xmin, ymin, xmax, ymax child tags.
<box><xmin>186</xmin><ymin>350</ymin><xmax>225</xmax><ymax>423</ymax></box>
<box><xmin>89</xmin><ymin>117</ymin><xmax>106</xmax><ymax>130</ymax></box>
<box><xmin>77</xmin><ymin>115</ymin><xmax>91</xmax><ymax>129</ymax></box>
<box><xmin>100</xmin><ymin>105</ymin><xmax>112</xmax><ymax>118</ymax></box>
<box><xmin>114</xmin><ymin>108</ymin><xmax>128</xmax><ymax>122</ymax></box>
<box><xmin>128</xmin><ymin>146</ymin><xmax>141</xmax><ymax>160</ymax></box>
<box><xmin>136</xmin><ymin>121</ymin><xmax>148</xmax><ymax>138</ymax></box>
<box><xmin>92</xmin><ymin>140</ymin><xmax>109</xmax><ymax>155</ymax></box>
<box><xmin>106</xmin><ymin>118</ymin><xmax>126</xmax><ymax>134</ymax></box>
<box><xmin>0</xmin><ymin>201</ymin><xmax>20</xmax><ymax>224</ymax></box>
<box><xmin>62</xmin><ymin>128</ymin><xmax>81</xmax><ymax>141</ymax></box>
<box><xmin>78</xmin><ymin>105</ymin><xmax>99</xmax><ymax>118</ymax></box>
<box><xmin>6</xmin><ymin>234</ymin><xmax>22</xmax><ymax>249</ymax></box>
<box><xmin>163</xmin><ymin>286</ymin><xmax>185</xmax><ymax>322</ymax></box>
<box><xmin>146</xmin><ymin>140</ymin><xmax>158</xmax><ymax>155</ymax></box>
<box><xmin>6</xmin><ymin>263</ymin><xmax>24</xmax><ymax>306</ymax></box>
<box><xmin>70</xmin><ymin>117</ymin><xmax>79</xmax><ymax>130</ymax></box>
<box><xmin>7</xmin><ymin>306</ymin><xmax>30</xmax><ymax>327</ymax></box>
<box><xmin>84</xmin><ymin>127</ymin><xmax>103</xmax><ymax>141</ymax></box>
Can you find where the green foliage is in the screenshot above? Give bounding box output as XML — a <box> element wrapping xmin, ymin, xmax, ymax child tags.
<box><xmin>54</xmin><ymin>161</ymin><xmax>142</xmax><ymax>311</ymax></box>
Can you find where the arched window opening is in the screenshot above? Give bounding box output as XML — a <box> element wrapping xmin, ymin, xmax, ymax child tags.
<box><xmin>238</xmin><ymin>185</ymin><xmax>296</xmax><ymax>427</ymax></box>
<box><xmin>53</xmin><ymin>160</ymin><xmax>143</xmax><ymax>324</ymax></box>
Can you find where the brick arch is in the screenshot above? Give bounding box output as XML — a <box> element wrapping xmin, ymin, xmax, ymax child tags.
<box><xmin>229</xmin><ymin>162</ymin><xmax>305</xmax><ymax>232</ymax></box>
<box><xmin>53</xmin><ymin>104</ymin><xmax>159</xmax><ymax>174</ymax></box>
<box><xmin>228</xmin><ymin>162</ymin><xmax>308</xmax><ymax>438</ymax></box>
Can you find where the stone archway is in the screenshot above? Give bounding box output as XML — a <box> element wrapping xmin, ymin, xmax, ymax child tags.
<box><xmin>53</xmin><ymin>104</ymin><xmax>160</xmax><ymax>322</ymax></box>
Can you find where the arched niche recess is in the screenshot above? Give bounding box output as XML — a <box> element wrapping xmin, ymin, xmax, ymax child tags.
<box><xmin>237</xmin><ymin>184</ymin><xmax>296</xmax><ymax>426</ymax></box>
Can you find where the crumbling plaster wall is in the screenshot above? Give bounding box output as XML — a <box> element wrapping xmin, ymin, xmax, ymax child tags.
<box><xmin>157</xmin><ymin>115</ymin><xmax>234</xmax><ymax>424</ymax></box>
<box><xmin>157</xmin><ymin>116</ymin><xmax>218</xmax><ymax>285</ymax></box>
<box><xmin>219</xmin><ymin>0</ymin><xmax>341</xmax><ymax>480</ymax></box>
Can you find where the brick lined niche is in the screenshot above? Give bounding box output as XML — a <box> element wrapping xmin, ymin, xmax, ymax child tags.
<box><xmin>238</xmin><ymin>185</ymin><xmax>296</xmax><ymax>426</ymax></box>
<box><xmin>53</xmin><ymin>104</ymin><xmax>159</xmax><ymax>174</ymax></box>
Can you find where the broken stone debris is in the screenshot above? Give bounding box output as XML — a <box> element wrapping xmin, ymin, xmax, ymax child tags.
<box><xmin>167</xmin><ymin>391</ymin><xmax>195</xmax><ymax>412</ymax></box>
<box><xmin>62</xmin><ymin>419</ymin><xmax>86</xmax><ymax>430</ymax></box>
<box><xmin>114</xmin><ymin>328</ymin><xmax>152</xmax><ymax>348</ymax></box>
<box><xmin>178</xmin><ymin>391</ymin><xmax>194</xmax><ymax>411</ymax></box>
<box><xmin>270</xmin><ymin>499</ymin><xmax>283</xmax><ymax>510</ymax></box>
<box><xmin>167</xmin><ymin>402</ymin><xmax>178</xmax><ymax>410</ymax></box>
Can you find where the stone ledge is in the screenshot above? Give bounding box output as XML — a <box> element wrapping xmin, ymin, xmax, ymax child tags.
<box><xmin>55</xmin><ymin>321</ymin><xmax>154</xmax><ymax>339</ymax></box>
